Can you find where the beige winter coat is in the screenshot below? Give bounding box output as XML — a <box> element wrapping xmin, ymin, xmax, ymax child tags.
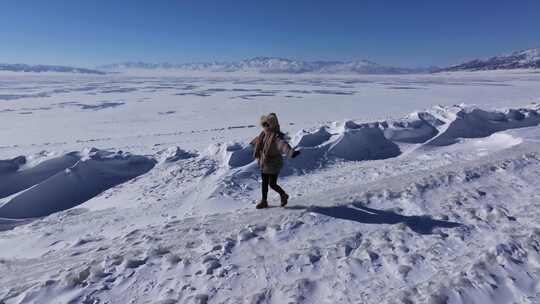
<box><xmin>250</xmin><ymin>113</ymin><xmax>294</xmax><ymax>174</ymax></box>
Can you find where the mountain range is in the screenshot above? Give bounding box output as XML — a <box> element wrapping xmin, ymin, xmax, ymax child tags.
<box><xmin>99</xmin><ymin>57</ymin><xmax>435</xmax><ymax>74</ymax></box>
<box><xmin>2</xmin><ymin>47</ymin><xmax>539</xmax><ymax>75</ymax></box>
<box><xmin>0</xmin><ymin>63</ymin><xmax>105</xmax><ymax>75</ymax></box>
<box><xmin>439</xmin><ymin>47</ymin><xmax>540</xmax><ymax>72</ymax></box>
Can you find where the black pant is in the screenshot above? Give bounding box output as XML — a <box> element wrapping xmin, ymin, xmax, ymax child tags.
<box><xmin>261</xmin><ymin>173</ymin><xmax>286</xmax><ymax>200</ymax></box>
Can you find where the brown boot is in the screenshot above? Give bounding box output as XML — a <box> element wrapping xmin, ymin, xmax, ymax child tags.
<box><xmin>280</xmin><ymin>193</ymin><xmax>289</xmax><ymax>207</ymax></box>
<box><xmin>256</xmin><ymin>199</ymin><xmax>269</xmax><ymax>209</ymax></box>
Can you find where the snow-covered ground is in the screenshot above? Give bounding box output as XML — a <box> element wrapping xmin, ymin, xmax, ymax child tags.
<box><xmin>1</xmin><ymin>71</ymin><xmax>540</xmax><ymax>303</ymax></box>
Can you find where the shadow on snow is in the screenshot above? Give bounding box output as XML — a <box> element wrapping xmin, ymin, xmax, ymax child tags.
<box><xmin>288</xmin><ymin>204</ymin><xmax>462</xmax><ymax>235</ymax></box>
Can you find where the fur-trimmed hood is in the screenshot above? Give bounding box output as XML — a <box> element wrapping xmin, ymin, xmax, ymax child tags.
<box><xmin>260</xmin><ymin>113</ymin><xmax>281</xmax><ymax>133</ymax></box>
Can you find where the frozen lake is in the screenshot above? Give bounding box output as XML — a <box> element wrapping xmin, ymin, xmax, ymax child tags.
<box><xmin>2</xmin><ymin>70</ymin><xmax>540</xmax><ymax>157</ymax></box>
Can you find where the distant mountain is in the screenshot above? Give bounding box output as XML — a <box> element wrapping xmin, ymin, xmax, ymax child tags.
<box><xmin>99</xmin><ymin>57</ymin><xmax>435</xmax><ymax>75</ymax></box>
<box><xmin>0</xmin><ymin>63</ymin><xmax>106</xmax><ymax>75</ymax></box>
<box><xmin>438</xmin><ymin>47</ymin><xmax>540</xmax><ymax>72</ymax></box>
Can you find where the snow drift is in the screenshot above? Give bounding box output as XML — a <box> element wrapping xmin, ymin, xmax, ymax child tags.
<box><xmin>0</xmin><ymin>149</ymin><xmax>155</xmax><ymax>219</ymax></box>
<box><xmin>217</xmin><ymin>104</ymin><xmax>540</xmax><ymax>178</ymax></box>
<box><xmin>372</xmin><ymin>104</ymin><xmax>540</xmax><ymax>147</ymax></box>
<box><xmin>287</xmin><ymin>104</ymin><xmax>540</xmax><ymax>171</ymax></box>
<box><xmin>2</xmin><ymin>104</ymin><xmax>539</xmax><ymax>219</ymax></box>
<box><xmin>327</xmin><ymin>124</ymin><xmax>401</xmax><ymax>161</ymax></box>
<box><xmin>283</xmin><ymin>121</ymin><xmax>401</xmax><ymax>173</ymax></box>
<box><xmin>293</xmin><ymin>127</ymin><xmax>332</xmax><ymax>147</ymax></box>
<box><xmin>157</xmin><ymin>146</ymin><xmax>197</xmax><ymax>163</ymax></box>
<box><xmin>381</xmin><ymin>112</ymin><xmax>442</xmax><ymax>143</ymax></box>
<box><xmin>207</xmin><ymin>142</ymin><xmax>255</xmax><ymax>168</ymax></box>
<box><xmin>212</xmin><ymin>122</ymin><xmax>402</xmax><ymax>177</ymax></box>
<box><xmin>424</xmin><ymin>105</ymin><xmax>540</xmax><ymax>146</ymax></box>
<box><xmin>0</xmin><ymin>153</ymin><xmax>81</xmax><ymax>199</ymax></box>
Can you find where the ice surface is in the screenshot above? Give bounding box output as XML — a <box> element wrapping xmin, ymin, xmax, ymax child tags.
<box><xmin>0</xmin><ymin>72</ymin><xmax>540</xmax><ymax>303</ymax></box>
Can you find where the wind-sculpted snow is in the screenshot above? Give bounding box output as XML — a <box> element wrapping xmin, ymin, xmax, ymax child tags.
<box><xmin>207</xmin><ymin>142</ymin><xmax>255</xmax><ymax>168</ymax></box>
<box><xmin>0</xmin><ymin>149</ymin><xmax>155</xmax><ymax>219</ymax></box>
<box><xmin>0</xmin><ymin>153</ymin><xmax>81</xmax><ymax>199</ymax></box>
<box><xmin>207</xmin><ymin>104</ymin><xmax>540</xmax><ymax>180</ymax></box>
<box><xmin>381</xmin><ymin>112</ymin><xmax>442</xmax><ymax>143</ymax></box>
<box><xmin>424</xmin><ymin>104</ymin><xmax>540</xmax><ymax>146</ymax></box>
<box><xmin>376</xmin><ymin>104</ymin><xmax>540</xmax><ymax>147</ymax></box>
<box><xmin>157</xmin><ymin>146</ymin><xmax>197</xmax><ymax>163</ymax></box>
<box><xmin>293</xmin><ymin>127</ymin><xmax>332</xmax><ymax>147</ymax></box>
<box><xmin>209</xmin><ymin>122</ymin><xmax>402</xmax><ymax>176</ymax></box>
<box><xmin>0</xmin><ymin>156</ymin><xmax>26</xmax><ymax>174</ymax></box>
<box><xmin>327</xmin><ymin>125</ymin><xmax>401</xmax><ymax>161</ymax></box>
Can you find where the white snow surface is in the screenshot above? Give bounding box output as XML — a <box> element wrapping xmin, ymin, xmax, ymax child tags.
<box><xmin>1</xmin><ymin>71</ymin><xmax>540</xmax><ymax>303</ymax></box>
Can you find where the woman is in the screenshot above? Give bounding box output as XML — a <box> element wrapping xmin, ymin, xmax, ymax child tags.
<box><xmin>250</xmin><ymin>113</ymin><xmax>300</xmax><ymax>209</ymax></box>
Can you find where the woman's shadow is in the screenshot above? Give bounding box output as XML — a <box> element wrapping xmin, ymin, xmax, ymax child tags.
<box><xmin>287</xmin><ymin>204</ymin><xmax>462</xmax><ymax>235</ymax></box>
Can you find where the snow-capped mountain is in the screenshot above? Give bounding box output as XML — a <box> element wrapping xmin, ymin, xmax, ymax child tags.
<box><xmin>439</xmin><ymin>47</ymin><xmax>540</xmax><ymax>72</ymax></box>
<box><xmin>0</xmin><ymin>63</ymin><xmax>106</xmax><ymax>75</ymax></box>
<box><xmin>99</xmin><ymin>57</ymin><xmax>433</xmax><ymax>74</ymax></box>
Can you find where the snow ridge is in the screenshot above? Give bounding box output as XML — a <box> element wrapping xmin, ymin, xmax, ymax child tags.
<box><xmin>2</xmin><ymin>104</ymin><xmax>540</xmax><ymax>220</ymax></box>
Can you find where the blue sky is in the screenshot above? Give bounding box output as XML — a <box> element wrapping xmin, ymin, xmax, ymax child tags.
<box><xmin>1</xmin><ymin>0</ymin><xmax>539</xmax><ymax>68</ymax></box>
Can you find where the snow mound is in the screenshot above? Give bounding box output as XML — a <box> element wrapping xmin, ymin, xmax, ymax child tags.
<box><xmin>425</xmin><ymin>105</ymin><xmax>540</xmax><ymax>146</ymax></box>
<box><xmin>284</xmin><ymin>145</ymin><xmax>328</xmax><ymax>172</ymax></box>
<box><xmin>157</xmin><ymin>146</ymin><xmax>197</xmax><ymax>163</ymax></box>
<box><xmin>0</xmin><ymin>156</ymin><xmax>26</xmax><ymax>174</ymax></box>
<box><xmin>0</xmin><ymin>149</ymin><xmax>155</xmax><ymax>219</ymax></box>
<box><xmin>279</xmin><ymin>123</ymin><xmax>401</xmax><ymax>174</ymax></box>
<box><xmin>381</xmin><ymin>112</ymin><xmax>441</xmax><ymax>143</ymax></box>
<box><xmin>207</xmin><ymin>142</ymin><xmax>254</xmax><ymax>168</ymax></box>
<box><xmin>327</xmin><ymin>126</ymin><xmax>401</xmax><ymax>161</ymax></box>
<box><xmin>215</xmin><ymin>104</ymin><xmax>538</xmax><ymax>179</ymax></box>
<box><xmin>0</xmin><ymin>153</ymin><xmax>81</xmax><ymax>199</ymax></box>
<box><xmin>289</xmin><ymin>122</ymin><xmax>400</xmax><ymax>169</ymax></box>
<box><xmin>293</xmin><ymin>126</ymin><xmax>332</xmax><ymax>147</ymax></box>
<box><xmin>374</xmin><ymin>104</ymin><xmax>540</xmax><ymax>146</ymax></box>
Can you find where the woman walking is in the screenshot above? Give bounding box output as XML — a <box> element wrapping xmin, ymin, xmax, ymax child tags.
<box><xmin>250</xmin><ymin>113</ymin><xmax>300</xmax><ymax>209</ymax></box>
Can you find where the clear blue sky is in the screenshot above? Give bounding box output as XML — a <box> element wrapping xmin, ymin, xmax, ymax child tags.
<box><xmin>1</xmin><ymin>0</ymin><xmax>539</xmax><ymax>68</ymax></box>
